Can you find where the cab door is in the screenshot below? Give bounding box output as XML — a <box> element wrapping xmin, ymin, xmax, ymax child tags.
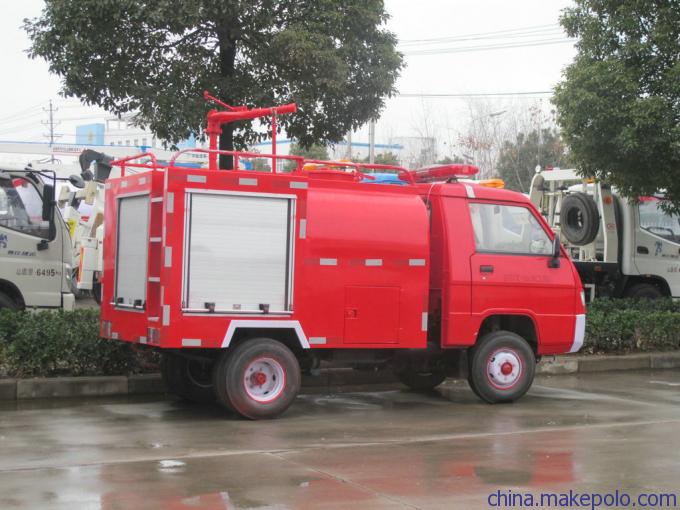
<box><xmin>467</xmin><ymin>201</ymin><xmax>576</xmax><ymax>351</ymax></box>
<box><xmin>634</xmin><ymin>198</ymin><xmax>680</xmax><ymax>297</ymax></box>
<box><xmin>0</xmin><ymin>175</ymin><xmax>63</xmax><ymax>307</ymax></box>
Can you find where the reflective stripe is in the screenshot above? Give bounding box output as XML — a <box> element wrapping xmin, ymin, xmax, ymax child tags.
<box><xmin>164</xmin><ymin>247</ymin><xmax>172</xmax><ymax>267</ymax></box>
<box><xmin>320</xmin><ymin>258</ymin><xmax>337</xmax><ymax>266</ymax></box>
<box><xmin>299</xmin><ymin>219</ymin><xmax>307</xmax><ymax>239</ymax></box>
<box><xmin>290</xmin><ymin>181</ymin><xmax>308</xmax><ymax>189</ymax></box>
<box><xmin>187</xmin><ymin>175</ymin><xmax>206</xmax><ymax>183</ymax></box>
<box><xmin>464</xmin><ymin>184</ymin><xmax>475</xmax><ymax>198</ymax></box>
<box><xmin>409</xmin><ymin>258</ymin><xmax>426</xmax><ymax>266</ymax></box>
<box><xmin>138</xmin><ymin>177</ymin><xmax>147</xmax><ymax>185</ymax></box>
<box><xmin>112</xmin><ymin>332</ymin><xmax>119</xmax><ymax>340</ymax></box>
<box><xmin>222</xmin><ymin>320</ymin><xmax>310</xmax><ymax>348</ymax></box>
<box><xmin>570</xmin><ymin>314</ymin><xmax>586</xmax><ymax>353</ymax></box>
<box><xmin>162</xmin><ymin>305</ymin><xmax>170</xmax><ymax>326</ymax></box>
<box><xmin>182</xmin><ymin>338</ymin><xmax>202</xmax><ymax>347</ymax></box>
<box><xmin>139</xmin><ymin>336</ymin><xmax>148</xmax><ymax>344</ymax></box>
<box><xmin>309</xmin><ymin>337</ymin><xmax>327</xmax><ymax>345</ymax></box>
<box><xmin>121</xmin><ymin>181</ymin><xmax>128</xmax><ymax>188</ymax></box>
<box><xmin>151</xmin><ymin>197</ymin><xmax>163</xmax><ymax>203</ymax></box>
<box><xmin>422</xmin><ymin>312</ymin><xmax>428</xmax><ymax>332</ymax></box>
<box><xmin>148</xmin><ymin>277</ymin><xmax>160</xmax><ymax>282</ymax></box>
<box><xmin>239</xmin><ymin>178</ymin><xmax>258</xmax><ymax>186</ymax></box>
<box><xmin>365</xmin><ymin>259</ymin><xmax>382</xmax><ymax>266</ymax></box>
<box><xmin>150</xmin><ymin>237</ymin><xmax>161</xmax><ymax>242</ymax></box>
<box><xmin>166</xmin><ymin>192</ymin><xmax>174</xmax><ymax>213</ymax></box>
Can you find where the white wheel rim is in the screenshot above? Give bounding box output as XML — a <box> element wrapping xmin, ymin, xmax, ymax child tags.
<box><xmin>243</xmin><ymin>357</ymin><xmax>286</xmax><ymax>403</ymax></box>
<box><xmin>486</xmin><ymin>349</ymin><xmax>523</xmax><ymax>389</ymax></box>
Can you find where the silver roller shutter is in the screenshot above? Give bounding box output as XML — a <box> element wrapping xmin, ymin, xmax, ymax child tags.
<box><xmin>184</xmin><ymin>192</ymin><xmax>293</xmax><ymax>313</ymax></box>
<box><xmin>115</xmin><ymin>194</ymin><xmax>149</xmax><ymax>306</ymax></box>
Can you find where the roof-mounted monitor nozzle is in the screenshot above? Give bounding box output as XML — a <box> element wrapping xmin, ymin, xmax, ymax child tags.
<box><xmin>203</xmin><ymin>90</ymin><xmax>297</xmax><ymax>172</ymax></box>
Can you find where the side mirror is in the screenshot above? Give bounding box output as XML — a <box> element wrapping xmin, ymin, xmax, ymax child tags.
<box><xmin>42</xmin><ymin>184</ymin><xmax>55</xmax><ymax>221</ymax></box>
<box><xmin>68</xmin><ymin>174</ymin><xmax>86</xmax><ymax>189</ymax></box>
<box><xmin>549</xmin><ymin>232</ymin><xmax>561</xmax><ymax>268</ymax></box>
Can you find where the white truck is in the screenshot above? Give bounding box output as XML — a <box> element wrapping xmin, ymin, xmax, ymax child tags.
<box><xmin>530</xmin><ymin>168</ymin><xmax>680</xmax><ymax>300</ymax></box>
<box><xmin>0</xmin><ymin>167</ymin><xmax>75</xmax><ymax>310</ymax></box>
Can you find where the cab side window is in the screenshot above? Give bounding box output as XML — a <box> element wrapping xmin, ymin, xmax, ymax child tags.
<box><xmin>638</xmin><ymin>198</ymin><xmax>680</xmax><ymax>245</ymax></box>
<box><xmin>469</xmin><ymin>203</ymin><xmax>552</xmax><ymax>255</ymax></box>
<box><xmin>0</xmin><ymin>177</ymin><xmax>50</xmax><ymax>239</ymax></box>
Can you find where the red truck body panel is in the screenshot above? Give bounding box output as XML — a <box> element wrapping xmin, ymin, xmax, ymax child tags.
<box><xmin>101</xmin><ymin>160</ymin><xmax>584</xmax><ymax>356</ymax></box>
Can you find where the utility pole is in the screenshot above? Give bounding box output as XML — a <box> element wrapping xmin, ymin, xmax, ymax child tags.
<box><xmin>42</xmin><ymin>100</ymin><xmax>62</xmax><ymax>163</ymax></box>
<box><xmin>368</xmin><ymin>120</ymin><xmax>375</xmax><ymax>164</ymax></box>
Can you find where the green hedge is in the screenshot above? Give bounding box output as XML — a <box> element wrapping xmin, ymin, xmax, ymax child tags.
<box><xmin>0</xmin><ymin>300</ymin><xmax>679</xmax><ymax>378</ymax></box>
<box><xmin>583</xmin><ymin>298</ymin><xmax>680</xmax><ymax>354</ymax></box>
<box><xmin>0</xmin><ymin>309</ymin><xmax>157</xmax><ymax>378</ymax></box>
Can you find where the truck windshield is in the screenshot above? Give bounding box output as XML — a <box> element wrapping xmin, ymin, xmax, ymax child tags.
<box><xmin>639</xmin><ymin>198</ymin><xmax>680</xmax><ymax>244</ymax></box>
<box><xmin>0</xmin><ymin>176</ymin><xmax>50</xmax><ymax>239</ymax></box>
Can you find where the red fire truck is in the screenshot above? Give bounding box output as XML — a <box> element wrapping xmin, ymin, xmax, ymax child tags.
<box><xmin>100</xmin><ymin>96</ymin><xmax>585</xmax><ymax>419</ymax></box>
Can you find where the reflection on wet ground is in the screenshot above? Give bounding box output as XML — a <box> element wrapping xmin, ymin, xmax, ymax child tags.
<box><xmin>1</xmin><ymin>370</ymin><xmax>680</xmax><ymax>509</ymax></box>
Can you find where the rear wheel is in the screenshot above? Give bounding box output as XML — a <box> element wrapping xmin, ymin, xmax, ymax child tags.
<box><xmin>91</xmin><ymin>280</ymin><xmax>102</xmax><ymax>305</ymax></box>
<box><xmin>213</xmin><ymin>338</ymin><xmax>301</xmax><ymax>420</ymax></box>
<box><xmin>395</xmin><ymin>369</ymin><xmax>446</xmax><ymax>391</ymax></box>
<box><xmin>160</xmin><ymin>352</ymin><xmax>215</xmax><ymax>404</ymax></box>
<box><xmin>0</xmin><ymin>292</ymin><xmax>17</xmax><ymax>310</ymax></box>
<box><xmin>468</xmin><ymin>331</ymin><xmax>535</xmax><ymax>404</ymax></box>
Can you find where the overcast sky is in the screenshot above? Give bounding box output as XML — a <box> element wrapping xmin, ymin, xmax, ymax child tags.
<box><xmin>0</xmin><ymin>0</ymin><xmax>576</xmax><ymax>159</ymax></box>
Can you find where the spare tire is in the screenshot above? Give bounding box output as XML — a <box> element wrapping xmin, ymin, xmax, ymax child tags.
<box><xmin>560</xmin><ymin>192</ymin><xmax>600</xmax><ymax>246</ymax></box>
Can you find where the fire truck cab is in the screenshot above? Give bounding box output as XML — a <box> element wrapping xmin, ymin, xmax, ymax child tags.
<box><xmin>100</xmin><ymin>99</ymin><xmax>585</xmax><ymax>419</ymax></box>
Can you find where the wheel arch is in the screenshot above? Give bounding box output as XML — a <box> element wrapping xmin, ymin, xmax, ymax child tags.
<box><xmin>222</xmin><ymin>320</ymin><xmax>310</xmax><ymax>352</ymax></box>
<box><xmin>476</xmin><ymin>314</ymin><xmax>538</xmax><ymax>354</ymax></box>
<box><xmin>621</xmin><ymin>275</ymin><xmax>671</xmax><ymax>297</ymax></box>
<box><xmin>0</xmin><ymin>279</ymin><xmax>25</xmax><ymax>309</ymax></box>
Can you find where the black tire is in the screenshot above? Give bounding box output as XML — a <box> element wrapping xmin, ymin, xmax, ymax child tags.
<box><xmin>160</xmin><ymin>352</ymin><xmax>216</xmax><ymax>404</ymax></box>
<box><xmin>560</xmin><ymin>192</ymin><xmax>600</xmax><ymax>246</ymax></box>
<box><xmin>213</xmin><ymin>338</ymin><xmax>301</xmax><ymax>420</ymax></box>
<box><xmin>624</xmin><ymin>282</ymin><xmax>663</xmax><ymax>300</ymax></box>
<box><xmin>396</xmin><ymin>370</ymin><xmax>446</xmax><ymax>391</ymax></box>
<box><xmin>92</xmin><ymin>280</ymin><xmax>102</xmax><ymax>305</ymax></box>
<box><xmin>468</xmin><ymin>330</ymin><xmax>536</xmax><ymax>404</ymax></box>
<box><xmin>0</xmin><ymin>292</ymin><xmax>17</xmax><ymax>310</ymax></box>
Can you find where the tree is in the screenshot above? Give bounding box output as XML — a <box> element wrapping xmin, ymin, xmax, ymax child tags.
<box><xmin>25</xmin><ymin>1</ymin><xmax>403</xmax><ymax>168</ymax></box>
<box><xmin>289</xmin><ymin>142</ymin><xmax>329</xmax><ymax>161</ymax></box>
<box><xmin>496</xmin><ymin>129</ymin><xmax>570</xmax><ymax>193</ymax></box>
<box><xmin>284</xmin><ymin>142</ymin><xmax>329</xmax><ymax>171</ymax></box>
<box><xmin>354</xmin><ymin>152</ymin><xmax>400</xmax><ymax>166</ymax></box>
<box><xmin>553</xmin><ymin>0</ymin><xmax>680</xmax><ymax>211</ymax></box>
<box><xmin>436</xmin><ymin>155</ymin><xmax>465</xmax><ymax>165</ymax></box>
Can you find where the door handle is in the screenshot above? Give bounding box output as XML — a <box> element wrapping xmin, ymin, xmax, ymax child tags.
<box><xmin>637</xmin><ymin>246</ymin><xmax>649</xmax><ymax>254</ymax></box>
<box><xmin>480</xmin><ymin>265</ymin><xmax>494</xmax><ymax>273</ymax></box>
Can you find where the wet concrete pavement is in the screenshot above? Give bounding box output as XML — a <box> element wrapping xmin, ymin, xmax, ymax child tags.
<box><xmin>1</xmin><ymin>370</ymin><xmax>679</xmax><ymax>509</ymax></box>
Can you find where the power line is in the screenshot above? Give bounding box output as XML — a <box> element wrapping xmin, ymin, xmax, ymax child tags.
<box><xmin>398</xmin><ymin>23</ymin><xmax>561</xmax><ymax>44</ymax></box>
<box><xmin>402</xmin><ymin>37</ymin><xmax>573</xmax><ymax>56</ymax></box>
<box><xmin>398</xmin><ymin>25</ymin><xmax>564</xmax><ymax>47</ymax></box>
<box><xmin>397</xmin><ymin>91</ymin><xmax>552</xmax><ymax>98</ymax></box>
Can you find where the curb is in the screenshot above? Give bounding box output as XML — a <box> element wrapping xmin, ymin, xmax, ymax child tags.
<box><xmin>536</xmin><ymin>351</ymin><xmax>680</xmax><ymax>375</ymax></box>
<box><xmin>2</xmin><ymin>352</ymin><xmax>679</xmax><ymax>401</ymax></box>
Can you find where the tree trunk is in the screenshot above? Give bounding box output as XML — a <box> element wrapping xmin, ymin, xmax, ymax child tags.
<box><xmin>217</xmin><ymin>23</ymin><xmax>237</xmax><ymax>170</ymax></box>
<box><xmin>219</xmin><ymin>123</ymin><xmax>234</xmax><ymax>170</ymax></box>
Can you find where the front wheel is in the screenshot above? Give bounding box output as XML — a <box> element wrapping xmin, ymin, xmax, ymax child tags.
<box><xmin>213</xmin><ymin>338</ymin><xmax>301</xmax><ymax>420</ymax></box>
<box><xmin>468</xmin><ymin>331</ymin><xmax>536</xmax><ymax>404</ymax></box>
